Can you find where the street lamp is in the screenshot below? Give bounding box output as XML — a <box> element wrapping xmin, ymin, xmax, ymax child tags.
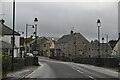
<box><xmin>25</xmin><ymin>24</ymin><xmax>34</xmax><ymax>66</ymax></box>
<box><xmin>33</xmin><ymin>18</ymin><xmax>38</xmax><ymax>54</ymax></box>
<box><xmin>18</xmin><ymin>31</ymin><xmax>24</xmax><ymax>58</ymax></box>
<box><xmin>97</xmin><ymin>19</ymin><xmax>101</xmax><ymax>66</ymax></box>
<box><xmin>34</xmin><ymin>18</ymin><xmax>38</xmax><ymax>39</ymax></box>
<box><xmin>97</xmin><ymin>19</ymin><xmax>101</xmax><ymax>58</ymax></box>
<box><xmin>102</xmin><ymin>37</ymin><xmax>104</xmax><ymax>58</ymax></box>
<box><xmin>25</xmin><ymin>24</ymin><xmax>34</xmax><ymax>57</ymax></box>
<box><xmin>33</xmin><ymin>18</ymin><xmax>39</xmax><ymax>66</ymax></box>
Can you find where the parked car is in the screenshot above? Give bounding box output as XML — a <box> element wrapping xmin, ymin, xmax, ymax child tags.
<box><xmin>26</xmin><ymin>53</ymin><xmax>34</xmax><ymax>57</ymax></box>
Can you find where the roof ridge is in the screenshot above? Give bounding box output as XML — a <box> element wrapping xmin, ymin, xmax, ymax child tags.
<box><xmin>0</xmin><ymin>23</ymin><xmax>20</xmax><ymax>36</ymax></box>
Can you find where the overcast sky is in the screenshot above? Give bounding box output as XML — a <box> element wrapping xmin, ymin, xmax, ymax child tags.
<box><xmin>1</xmin><ymin>1</ymin><xmax>119</xmax><ymax>42</ymax></box>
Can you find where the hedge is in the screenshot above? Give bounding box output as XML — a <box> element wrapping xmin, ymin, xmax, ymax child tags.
<box><xmin>2</xmin><ymin>54</ymin><xmax>12</xmax><ymax>78</ymax></box>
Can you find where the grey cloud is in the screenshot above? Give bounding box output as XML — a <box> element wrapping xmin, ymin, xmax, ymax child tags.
<box><xmin>2</xmin><ymin>2</ymin><xmax>118</xmax><ymax>41</ymax></box>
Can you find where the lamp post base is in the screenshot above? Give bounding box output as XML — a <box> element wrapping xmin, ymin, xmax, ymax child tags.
<box><xmin>33</xmin><ymin>56</ymin><xmax>39</xmax><ymax>66</ymax></box>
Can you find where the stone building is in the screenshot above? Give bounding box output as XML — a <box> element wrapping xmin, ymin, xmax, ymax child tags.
<box><xmin>46</xmin><ymin>37</ymin><xmax>59</xmax><ymax>57</ymax></box>
<box><xmin>87</xmin><ymin>40</ymin><xmax>112</xmax><ymax>58</ymax></box>
<box><xmin>29</xmin><ymin>37</ymin><xmax>52</xmax><ymax>57</ymax></box>
<box><xmin>55</xmin><ymin>31</ymin><xmax>89</xmax><ymax>59</ymax></box>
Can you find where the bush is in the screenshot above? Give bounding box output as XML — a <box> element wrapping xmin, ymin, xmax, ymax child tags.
<box><xmin>2</xmin><ymin>54</ymin><xmax>12</xmax><ymax>77</ymax></box>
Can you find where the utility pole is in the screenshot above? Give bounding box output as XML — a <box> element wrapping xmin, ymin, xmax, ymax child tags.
<box><xmin>12</xmin><ymin>0</ymin><xmax>15</xmax><ymax>71</ymax></box>
<box><xmin>24</xmin><ymin>24</ymin><xmax>28</xmax><ymax>66</ymax></box>
<box><xmin>106</xmin><ymin>34</ymin><xmax>109</xmax><ymax>58</ymax></box>
<box><xmin>74</xmin><ymin>33</ymin><xmax>77</xmax><ymax>58</ymax></box>
<box><xmin>102</xmin><ymin>37</ymin><xmax>104</xmax><ymax>58</ymax></box>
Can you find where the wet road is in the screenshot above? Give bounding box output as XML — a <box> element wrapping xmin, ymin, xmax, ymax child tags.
<box><xmin>26</xmin><ymin>57</ymin><xmax>119</xmax><ymax>80</ymax></box>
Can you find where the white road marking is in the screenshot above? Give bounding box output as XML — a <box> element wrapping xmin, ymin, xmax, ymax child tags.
<box><xmin>72</xmin><ymin>67</ymin><xmax>84</xmax><ymax>74</ymax></box>
<box><xmin>72</xmin><ymin>67</ymin><xmax>77</xmax><ymax>70</ymax></box>
<box><xmin>77</xmin><ymin>70</ymin><xmax>84</xmax><ymax>74</ymax></box>
<box><xmin>88</xmin><ymin>75</ymin><xmax>96</xmax><ymax>80</ymax></box>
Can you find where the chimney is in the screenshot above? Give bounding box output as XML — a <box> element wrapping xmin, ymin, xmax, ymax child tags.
<box><xmin>0</xmin><ymin>19</ymin><xmax>5</xmax><ymax>24</ymax></box>
<box><xmin>70</xmin><ymin>30</ymin><xmax>73</xmax><ymax>34</ymax></box>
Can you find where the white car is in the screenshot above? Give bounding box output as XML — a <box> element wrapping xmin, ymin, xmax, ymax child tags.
<box><xmin>26</xmin><ymin>53</ymin><xmax>34</xmax><ymax>57</ymax></box>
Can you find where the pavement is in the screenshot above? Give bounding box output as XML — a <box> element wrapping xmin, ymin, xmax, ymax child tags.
<box><xmin>5</xmin><ymin>57</ymin><xmax>120</xmax><ymax>79</ymax></box>
<box><xmin>6</xmin><ymin>66</ymin><xmax>39</xmax><ymax>79</ymax></box>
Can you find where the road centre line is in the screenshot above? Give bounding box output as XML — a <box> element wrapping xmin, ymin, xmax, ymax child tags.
<box><xmin>77</xmin><ymin>70</ymin><xmax>84</xmax><ymax>74</ymax></box>
<box><xmin>88</xmin><ymin>75</ymin><xmax>96</xmax><ymax>80</ymax></box>
<box><xmin>72</xmin><ymin>67</ymin><xmax>96</xmax><ymax>80</ymax></box>
<box><xmin>72</xmin><ymin>67</ymin><xmax>84</xmax><ymax>74</ymax></box>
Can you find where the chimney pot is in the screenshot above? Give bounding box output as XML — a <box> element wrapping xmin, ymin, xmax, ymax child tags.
<box><xmin>71</xmin><ymin>30</ymin><xmax>73</xmax><ymax>34</ymax></box>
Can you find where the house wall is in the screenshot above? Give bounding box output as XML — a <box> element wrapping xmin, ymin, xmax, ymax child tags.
<box><xmin>2</xmin><ymin>35</ymin><xmax>20</xmax><ymax>57</ymax></box>
<box><xmin>50</xmin><ymin>41</ymin><xmax>55</xmax><ymax>49</ymax></box>
<box><xmin>30</xmin><ymin>38</ymin><xmax>51</xmax><ymax>57</ymax></box>
<box><xmin>87</xmin><ymin>43</ymin><xmax>112</xmax><ymax>58</ymax></box>
<box><xmin>2</xmin><ymin>35</ymin><xmax>20</xmax><ymax>47</ymax></box>
<box><xmin>112</xmin><ymin>40</ymin><xmax>120</xmax><ymax>56</ymax></box>
<box><xmin>55</xmin><ymin>33</ymin><xmax>89</xmax><ymax>59</ymax></box>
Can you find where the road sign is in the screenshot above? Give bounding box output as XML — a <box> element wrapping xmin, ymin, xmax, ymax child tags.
<box><xmin>33</xmin><ymin>51</ymin><xmax>38</xmax><ymax>54</ymax></box>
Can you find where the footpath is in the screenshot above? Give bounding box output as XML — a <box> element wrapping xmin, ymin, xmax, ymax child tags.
<box><xmin>5</xmin><ymin>65</ymin><xmax>39</xmax><ymax>79</ymax></box>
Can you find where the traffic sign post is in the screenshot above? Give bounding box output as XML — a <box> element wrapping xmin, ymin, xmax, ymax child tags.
<box><xmin>33</xmin><ymin>51</ymin><xmax>39</xmax><ymax>66</ymax></box>
<box><xmin>33</xmin><ymin>51</ymin><xmax>38</xmax><ymax>55</ymax></box>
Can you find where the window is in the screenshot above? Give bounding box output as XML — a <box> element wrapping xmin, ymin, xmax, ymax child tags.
<box><xmin>30</xmin><ymin>44</ymin><xmax>32</xmax><ymax>47</ymax></box>
<box><xmin>44</xmin><ymin>44</ymin><xmax>46</xmax><ymax>47</ymax></box>
<box><xmin>11</xmin><ymin>37</ymin><xmax>15</xmax><ymax>45</ymax></box>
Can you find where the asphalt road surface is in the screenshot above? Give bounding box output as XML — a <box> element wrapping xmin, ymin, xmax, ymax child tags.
<box><xmin>26</xmin><ymin>57</ymin><xmax>119</xmax><ymax>80</ymax></box>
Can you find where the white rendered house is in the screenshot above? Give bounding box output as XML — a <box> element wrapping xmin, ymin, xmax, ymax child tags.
<box><xmin>0</xmin><ymin>19</ymin><xmax>21</xmax><ymax>57</ymax></box>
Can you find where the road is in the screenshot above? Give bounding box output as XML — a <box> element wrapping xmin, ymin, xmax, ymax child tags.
<box><xmin>26</xmin><ymin>57</ymin><xmax>119</xmax><ymax>80</ymax></box>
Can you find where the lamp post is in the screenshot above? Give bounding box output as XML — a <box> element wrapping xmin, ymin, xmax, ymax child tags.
<box><xmin>18</xmin><ymin>31</ymin><xmax>24</xmax><ymax>58</ymax></box>
<box><xmin>34</xmin><ymin>18</ymin><xmax>38</xmax><ymax>52</ymax></box>
<box><xmin>97</xmin><ymin>19</ymin><xmax>101</xmax><ymax>66</ymax></box>
<box><xmin>25</xmin><ymin>24</ymin><xmax>34</xmax><ymax>65</ymax></box>
<box><xmin>12</xmin><ymin>0</ymin><xmax>15</xmax><ymax>71</ymax></box>
<box><xmin>97</xmin><ymin>19</ymin><xmax>101</xmax><ymax>58</ymax></box>
<box><xmin>33</xmin><ymin>18</ymin><xmax>39</xmax><ymax>66</ymax></box>
<box><xmin>102</xmin><ymin>37</ymin><xmax>104</xmax><ymax>58</ymax></box>
<box><xmin>25</xmin><ymin>24</ymin><xmax>34</xmax><ymax>55</ymax></box>
<box><xmin>33</xmin><ymin>18</ymin><xmax>38</xmax><ymax>55</ymax></box>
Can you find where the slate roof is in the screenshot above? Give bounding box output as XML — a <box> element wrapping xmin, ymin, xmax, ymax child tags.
<box><xmin>0</xmin><ymin>23</ymin><xmax>20</xmax><ymax>36</ymax></box>
<box><xmin>109</xmin><ymin>40</ymin><xmax>118</xmax><ymax>49</ymax></box>
<box><xmin>56</xmin><ymin>33</ymin><xmax>88</xmax><ymax>44</ymax></box>
<box><xmin>89</xmin><ymin>42</ymin><xmax>112</xmax><ymax>50</ymax></box>
<box><xmin>29</xmin><ymin>37</ymin><xmax>49</xmax><ymax>44</ymax></box>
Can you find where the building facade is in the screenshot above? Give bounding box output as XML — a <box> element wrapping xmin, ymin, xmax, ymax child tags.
<box><xmin>0</xmin><ymin>19</ymin><xmax>21</xmax><ymax>57</ymax></box>
<box><xmin>112</xmin><ymin>39</ymin><xmax>120</xmax><ymax>58</ymax></box>
<box><xmin>87</xmin><ymin>41</ymin><xmax>112</xmax><ymax>58</ymax></box>
<box><xmin>55</xmin><ymin>31</ymin><xmax>89</xmax><ymax>59</ymax></box>
<box><xmin>29</xmin><ymin>37</ymin><xmax>52</xmax><ymax>57</ymax></box>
